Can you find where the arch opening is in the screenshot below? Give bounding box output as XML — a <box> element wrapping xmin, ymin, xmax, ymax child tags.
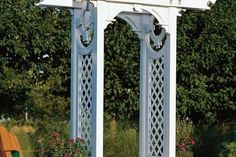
<box><xmin>104</xmin><ymin>17</ymin><xmax>140</xmax><ymax>157</ymax></box>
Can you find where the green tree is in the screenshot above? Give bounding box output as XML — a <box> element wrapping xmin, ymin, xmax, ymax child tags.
<box><xmin>0</xmin><ymin>0</ymin><xmax>235</xmax><ymax>123</ymax></box>
<box><xmin>0</xmin><ymin>0</ymin><xmax>71</xmax><ymax>120</ymax></box>
<box><xmin>177</xmin><ymin>0</ymin><xmax>236</xmax><ymax>123</ymax></box>
<box><xmin>104</xmin><ymin>19</ymin><xmax>140</xmax><ymax>120</ymax></box>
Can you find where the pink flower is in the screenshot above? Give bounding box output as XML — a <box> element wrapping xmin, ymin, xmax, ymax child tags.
<box><xmin>76</xmin><ymin>137</ymin><xmax>84</xmax><ymax>144</ymax></box>
<box><xmin>188</xmin><ymin>136</ymin><xmax>196</xmax><ymax>145</ymax></box>
<box><xmin>52</xmin><ymin>132</ymin><xmax>60</xmax><ymax>137</ymax></box>
<box><xmin>68</xmin><ymin>138</ymin><xmax>74</xmax><ymax>144</ymax></box>
<box><xmin>191</xmin><ymin>139</ymin><xmax>195</xmax><ymax>145</ymax></box>
<box><xmin>178</xmin><ymin>143</ymin><xmax>186</xmax><ymax>151</ymax></box>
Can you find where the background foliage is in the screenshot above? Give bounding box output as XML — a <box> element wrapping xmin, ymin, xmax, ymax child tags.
<box><xmin>0</xmin><ymin>0</ymin><xmax>71</xmax><ymax>120</ymax></box>
<box><xmin>177</xmin><ymin>0</ymin><xmax>236</xmax><ymax>123</ymax></box>
<box><xmin>0</xmin><ymin>0</ymin><xmax>235</xmax><ymax>123</ymax></box>
<box><xmin>104</xmin><ymin>19</ymin><xmax>140</xmax><ymax>120</ymax></box>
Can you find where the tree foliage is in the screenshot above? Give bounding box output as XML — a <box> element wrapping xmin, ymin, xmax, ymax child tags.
<box><xmin>104</xmin><ymin>19</ymin><xmax>140</xmax><ymax>120</ymax></box>
<box><xmin>177</xmin><ymin>0</ymin><xmax>236</xmax><ymax>122</ymax></box>
<box><xmin>0</xmin><ymin>0</ymin><xmax>71</xmax><ymax>120</ymax></box>
<box><xmin>0</xmin><ymin>0</ymin><xmax>235</xmax><ymax>123</ymax></box>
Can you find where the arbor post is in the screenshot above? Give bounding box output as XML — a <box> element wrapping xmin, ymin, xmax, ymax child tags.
<box><xmin>165</xmin><ymin>8</ymin><xmax>178</xmax><ymax>157</ymax></box>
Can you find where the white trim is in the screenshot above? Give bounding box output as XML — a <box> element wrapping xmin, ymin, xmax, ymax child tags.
<box><xmin>70</xmin><ymin>9</ymin><xmax>79</xmax><ymax>140</ymax></box>
<box><xmin>165</xmin><ymin>7</ymin><xmax>178</xmax><ymax>157</ymax></box>
<box><xmin>91</xmin><ymin>1</ymin><xmax>106</xmax><ymax>157</ymax></box>
<box><xmin>38</xmin><ymin>0</ymin><xmax>216</xmax><ymax>10</ymax></box>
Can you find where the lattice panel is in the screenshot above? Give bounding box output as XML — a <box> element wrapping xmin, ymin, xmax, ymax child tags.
<box><xmin>78</xmin><ymin>54</ymin><xmax>93</xmax><ymax>153</ymax></box>
<box><xmin>148</xmin><ymin>57</ymin><xmax>164</xmax><ymax>157</ymax></box>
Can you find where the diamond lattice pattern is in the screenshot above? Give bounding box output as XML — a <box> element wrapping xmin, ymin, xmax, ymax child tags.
<box><xmin>78</xmin><ymin>54</ymin><xmax>93</xmax><ymax>153</ymax></box>
<box><xmin>148</xmin><ymin>57</ymin><xmax>164</xmax><ymax>157</ymax></box>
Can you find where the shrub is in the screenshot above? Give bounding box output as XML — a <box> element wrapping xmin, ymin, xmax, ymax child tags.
<box><xmin>176</xmin><ymin>118</ymin><xmax>197</xmax><ymax>157</ymax></box>
<box><xmin>194</xmin><ymin>121</ymin><xmax>236</xmax><ymax>157</ymax></box>
<box><xmin>219</xmin><ymin>141</ymin><xmax>236</xmax><ymax>157</ymax></box>
<box><xmin>36</xmin><ymin>131</ymin><xmax>86</xmax><ymax>157</ymax></box>
<box><xmin>33</xmin><ymin>119</ymin><xmax>70</xmax><ymax>140</ymax></box>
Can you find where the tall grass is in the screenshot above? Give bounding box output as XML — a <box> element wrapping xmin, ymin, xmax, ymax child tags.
<box><xmin>12</xmin><ymin>128</ymin><xmax>35</xmax><ymax>157</ymax></box>
<box><xmin>104</xmin><ymin>118</ymin><xmax>197</xmax><ymax>157</ymax></box>
<box><xmin>104</xmin><ymin>118</ymin><xmax>138</xmax><ymax>157</ymax></box>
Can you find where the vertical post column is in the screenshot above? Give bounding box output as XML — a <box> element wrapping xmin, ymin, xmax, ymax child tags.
<box><xmin>70</xmin><ymin>9</ymin><xmax>78</xmax><ymax>140</ymax></box>
<box><xmin>165</xmin><ymin>8</ymin><xmax>178</xmax><ymax>157</ymax></box>
<box><xmin>140</xmin><ymin>14</ymin><xmax>168</xmax><ymax>157</ymax></box>
<box><xmin>91</xmin><ymin>1</ymin><xmax>106</xmax><ymax>157</ymax></box>
<box><xmin>139</xmin><ymin>14</ymin><xmax>150</xmax><ymax>157</ymax></box>
<box><xmin>70</xmin><ymin>2</ymin><xmax>106</xmax><ymax>156</ymax></box>
<box><xmin>139</xmin><ymin>10</ymin><xmax>178</xmax><ymax>157</ymax></box>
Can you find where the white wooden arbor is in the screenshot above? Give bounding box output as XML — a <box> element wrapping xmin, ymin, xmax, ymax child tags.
<box><xmin>38</xmin><ymin>0</ymin><xmax>216</xmax><ymax>157</ymax></box>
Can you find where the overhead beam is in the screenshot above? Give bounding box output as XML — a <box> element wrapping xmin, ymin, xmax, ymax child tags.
<box><xmin>105</xmin><ymin>0</ymin><xmax>216</xmax><ymax>10</ymax></box>
<box><xmin>38</xmin><ymin>0</ymin><xmax>216</xmax><ymax>10</ymax></box>
<box><xmin>37</xmin><ymin>0</ymin><xmax>82</xmax><ymax>8</ymax></box>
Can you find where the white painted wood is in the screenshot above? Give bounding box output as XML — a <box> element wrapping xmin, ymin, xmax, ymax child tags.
<box><xmin>163</xmin><ymin>34</ymin><xmax>171</xmax><ymax>157</ymax></box>
<box><xmin>91</xmin><ymin>1</ymin><xmax>106</xmax><ymax>157</ymax></box>
<box><xmin>139</xmin><ymin>14</ymin><xmax>150</xmax><ymax>157</ymax></box>
<box><xmin>39</xmin><ymin>0</ymin><xmax>216</xmax><ymax>10</ymax></box>
<box><xmin>75</xmin><ymin>5</ymin><xmax>94</xmax><ymax>153</ymax></box>
<box><xmin>164</xmin><ymin>7</ymin><xmax>178</xmax><ymax>157</ymax></box>
<box><xmin>37</xmin><ymin>0</ymin><xmax>74</xmax><ymax>7</ymax></box>
<box><xmin>106</xmin><ymin>0</ymin><xmax>216</xmax><ymax>9</ymax></box>
<box><xmin>70</xmin><ymin>9</ymin><xmax>78</xmax><ymax>140</ymax></box>
<box><xmin>37</xmin><ymin>1</ymin><xmax>217</xmax><ymax>157</ymax></box>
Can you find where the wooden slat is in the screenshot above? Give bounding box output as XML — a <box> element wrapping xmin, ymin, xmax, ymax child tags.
<box><xmin>0</xmin><ymin>127</ymin><xmax>23</xmax><ymax>157</ymax></box>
